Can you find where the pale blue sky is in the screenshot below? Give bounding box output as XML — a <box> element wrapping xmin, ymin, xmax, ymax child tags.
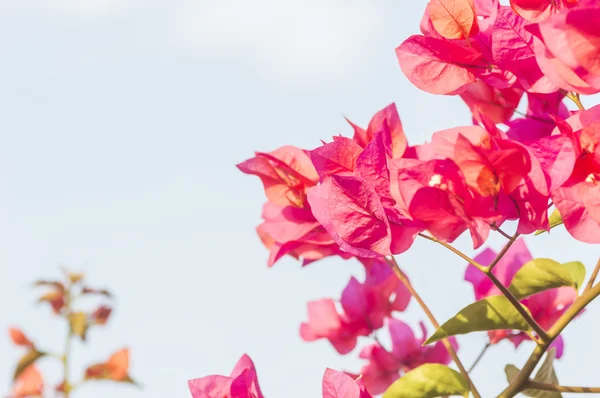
<box><xmin>0</xmin><ymin>1</ymin><xmax>598</xmax><ymax>397</ymax></box>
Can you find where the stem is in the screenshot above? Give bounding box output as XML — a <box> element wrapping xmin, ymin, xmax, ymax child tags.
<box><xmin>565</xmin><ymin>92</ymin><xmax>585</xmax><ymax>111</ymax></box>
<box><xmin>417</xmin><ymin>233</ymin><xmax>486</xmax><ymax>272</ymax></box>
<box><xmin>386</xmin><ymin>257</ymin><xmax>482</xmax><ymax>398</ymax></box>
<box><xmin>499</xmin><ymin>283</ymin><xmax>600</xmax><ymax>397</ymax></box>
<box><xmin>418</xmin><ymin>232</ymin><xmax>548</xmax><ymax>342</ymax></box>
<box><xmin>490</xmin><ymin>224</ymin><xmax>513</xmax><ymax>241</ymax></box>
<box><xmin>486</xmin><ymin>233</ymin><xmax>519</xmax><ymax>272</ymax></box>
<box><xmin>525</xmin><ymin>381</ymin><xmax>600</xmax><ymax>393</ymax></box>
<box><xmin>585</xmin><ymin>258</ymin><xmax>600</xmax><ymax>292</ymax></box>
<box><xmin>63</xmin><ymin>288</ymin><xmax>73</xmax><ymax>397</ymax></box>
<box><xmin>468</xmin><ymin>342</ymin><xmax>491</xmax><ymax>373</ymax></box>
<box><xmin>484</xmin><ymin>272</ymin><xmax>550</xmax><ymax>343</ymax></box>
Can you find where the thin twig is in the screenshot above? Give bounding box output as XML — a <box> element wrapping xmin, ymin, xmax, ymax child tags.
<box><xmin>468</xmin><ymin>342</ymin><xmax>491</xmax><ymax>373</ymax></box>
<box><xmin>525</xmin><ymin>381</ymin><xmax>600</xmax><ymax>393</ymax></box>
<box><xmin>417</xmin><ymin>233</ymin><xmax>486</xmax><ymax>272</ymax></box>
<box><xmin>487</xmin><ymin>233</ymin><xmax>519</xmax><ymax>272</ymax></box>
<box><xmin>584</xmin><ymin>257</ymin><xmax>600</xmax><ymax>292</ymax></box>
<box><xmin>490</xmin><ymin>224</ymin><xmax>514</xmax><ymax>241</ymax></box>
<box><xmin>485</xmin><ymin>272</ymin><xmax>550</xmax><ymax>343</ymax></box>
<box><xmin>385</xmin><ymin>256</ymin><xmax>482</xmax><ymax>398</ymax></box>
<box><xmin>565</xmin><ymin>92</ymin><xmax>586</xmax><ymax>111</ymax></box>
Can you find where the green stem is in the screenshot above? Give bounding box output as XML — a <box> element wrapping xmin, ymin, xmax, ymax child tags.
<box><xmin>417</xmin><ymin>233</ymin><xmax>486</xmax><ymax>272</ymax></box>
<box><xmin>418</xmin><ymin>232</ymin><xmax>548</xmax><ymax>342</ymax></box>
<box><xmin>63</xmin><ymin>290</ymin><xmax>73</xmax><ymax>397</ymax></box>
<box><xmin>565</xmin><ymin>92</ymin><xmax>585</xmax><ymax>111</ymax></box>
<box><xmin>525</xmin><ymin>381</ymin><xmax>600</xmax><ymax>393</ymax></box>
<box><xmin>584</xmin><ymin>258</ymin><xmax>600</xmax><ymax>292</ymax></box>
<box><xmin>499</xmin><ymin>283</ymin><xmax>600</xmax><ymax>397</ymax></box>
<box><xmin>386</xmin><ymin>257</ymin><xmax>482</xmax><ymax>398</ymax></box>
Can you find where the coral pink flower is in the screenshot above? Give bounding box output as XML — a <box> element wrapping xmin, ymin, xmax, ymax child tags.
<box><xmin>354</xmin><ymin>318</ymin><xmax>455</xmax><ymax>395</ymax></box>
<box><xmin>551</xmin><ymin>105</ymin><xmax>600</xmax><ymax>243</ymax></box>
<box><xmin>464</xmin><ymin>239</ymin><xmax>576</xmax><ymax>357</ymax></box>
<box><xmin>188</xmin><ymin>354</ymin><xmax>264</xmax><ymax>398</ymax></box>
<box><xmin>10</xmin><ymin>366</ymin><xmax>43</xmax><ymax>398</ymax></box>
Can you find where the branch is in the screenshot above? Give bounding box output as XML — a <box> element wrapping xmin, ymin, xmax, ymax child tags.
<box><xmin>417</xmin><ymin>233</ymin><xmax>486</xmax><ymax>272</ymax></box>
<box><xmin>525</xmin><ymin>381</ymin><xmax>600</xmax><ymax>393</ymax></box>
<box><xmin>418</xmin><ymin>232</ymin><xmax>548</xmax><ymax>342</ymax></box>
<box><xmin>484</xmin><ymin>271</ymin><xmax>550</xmax><ymax>343</ymax></box>
<box><xmin>585</xmin><ymin>257</ymin><xmax>600</xmax><ymax>292</ymax></box>
<box><xmin>468</xmin><ymin>342</ymin><xmax>491</xmax><ymax>373</ymax></box>
<box><xmin>386</xmin><ymin>256</ymin><xmax>482</xmax><ymax>398</ymax></box>
<box><xmin>499</xmin><ymin>283</ymin><xmax>600</xmax><ymax>398</ymax></box>
<box><xmin>486</xmin><ymin>233</ymin><xmax>519</xmax><ymax>272</ymax></box>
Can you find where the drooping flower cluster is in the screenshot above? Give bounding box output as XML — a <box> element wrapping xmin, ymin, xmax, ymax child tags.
<box><xmin>227</xmin><ymin>0</ymin><xmax>600</xmax><ymax>397</ymax></box>
<box><xmin>188</xmin><ymin>354</ymin><xmax>374</xmax><ymax>398</ymax></box>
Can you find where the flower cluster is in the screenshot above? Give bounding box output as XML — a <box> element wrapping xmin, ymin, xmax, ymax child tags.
<box><xmin>197</xmin><ymin>0</ymin><xmax>600</xmax><ymax>397</ymax></box>
<box><xmin>7</xmin><ymin>269</ymin><xmax>135</xmax><ymax>398</ymax></box>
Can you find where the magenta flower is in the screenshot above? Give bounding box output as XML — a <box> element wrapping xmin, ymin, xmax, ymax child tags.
<box><xmin>188</xmin><ymin>354</ymin><xmax>264</xmax><ymax>398</ymax></box>
<box><xmin>353</xmin><ymin>318</ymin><xmax>456</xmax><ymax>395</ymax></box>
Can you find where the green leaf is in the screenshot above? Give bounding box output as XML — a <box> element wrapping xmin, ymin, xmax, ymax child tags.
<box><xmin>508</xmin><ymin>258</ymin><xmax>585</xmax><ymax>299</ymax></box>
<box><xmin>383</xmin><ymin>364</ymin><xmax>469</xmax><ymax>398</ymax></box>
<box><xmin>504</xmin><ymin>349</ymin><xmax>562</xmax><ymax>398</ymax></box>
<box><xmin>562</xmin><ymin>261</ymin><xmax>586</xmax><ymax>291</ymax></box>
<box><xmin>508</xmin><ymin>259</ymin><xmax>575</xmax><ymax>299</ymax></box>
<box><xmin>424</xmin><ymin>296</ymin><xmax>531</xmax><ymax>345</ymax></box>
<box><xmin>535</xmin><ymin>209</ymin><xmax>563</xmax><ymax>236</ymax></box>
<box><xmin>13</xmin><ymin>350</ymin><xmax>46</xmax><ymax>380</ymax></box>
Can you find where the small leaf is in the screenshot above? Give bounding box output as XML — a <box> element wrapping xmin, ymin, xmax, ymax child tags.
<box><xmin>33</xmin><ymin>280</ymin><xmax>65</xmax><ymax>292</ymax></box>
<box><xmin>509</xmin><ymin>259</ymin><xmax>574</xmax><ymax>299</ymax></box>
<box><xmin>508</xmin><ymin>258</ymin><xmax>582</xmax><ymax>299</ymax></box>
<box><xmin>505</xmin><ymin>350</ymin><xmax>562</xmax><ymax>398</ymax></box>
<box><xmin>68</xmin><ymin>272</ymin><xmax>85</xmax><ymax>284</ymax></box>
<box><xmin>14</xmin><ymin>350</ymin><xmax>46</xmax><ymax>380</ymax></box>
<box><xmin>424</xmin><ymin>296</ymin><xmax>531</xmax><ymax>344</ymax></box>
<box><xmin>535</xmin><ymin>209</ymin><xmax>563</xmax><ymax>235</ymax></box>
<box><xmin>69</xmin><ymin>312</ymin><xmax>89</xmax><ymax>341</ymax></box>
<box><xmin>562</xmin><ymin>262</ymin><xmax>586</xmax><ymax>292</ymax></box>
<box><xmin>383</xmin><ymin>364</ymin><xmax>469</xmax><ymax>398</ymax></box>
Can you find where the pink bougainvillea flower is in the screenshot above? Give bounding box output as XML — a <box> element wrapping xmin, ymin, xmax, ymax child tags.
<box><xmin>301</xmin><ymin>260</ymin><xmax>411</xmax><ymax>354</ymax></box>
<box><xmin>464</xmin><ymin>238</ymin><xmax>577</xmax><ymax>357</ymax></box>
<box><xmin>426</xmin><ymin>0</ymin><xmax>480</xmax><ymax>40</ymax></box>
<box><xmin>237</xmin><ymin>146</ymin><xmax>319</xmax><ymax>208</ymax></box>
<box><xmin>355</xmin><ymin>318</ymin><xmax>456</xmax><ymax>395</ymax></box>
<box><xmin>528</xmin><ymin>7</ymin><xmax>600</xmax><ymax>95</ymax></box>
<box><xmin>390</xmin><ymin>156</ymin><xmax>498</xmax><ymax>248</ymax></box>
<box><xmin>256</xmin><ymin>202</ymin><xmax>350</xmax><ymax>267</ymax></box>
<box><xmin>459</xmin><ymin>80</ymin><xmax>523</xmax><ymax>124</ymax></box>
<box><xmin>346</xmin><ymin>103</ymin><xmax>407</xmax><ymax>158</ymax></box>
<box><xmin>510</xmin><ymin>0</ymin><xmax>580</xmax><ymax>22</ymax></box>
<box><xmin>188</xmin><ymin>354</ymin><xmax>264</xmax><ymax>398</ymax></box>
<box><xmin>396</xmin><ymin>35</ymin><xmax>487</xmax><ymax>95</ymax></box>
<box><xmin>322</xmin><ymin>368</ymin><xmax>373</xmax><ymax>398</ymax></box>
<box><xmin>429</xmin><ymin>125</ymin><xmax>552</xmax><ymax>234</ymax></box>
<box><xmin>551</xmin><ymin>105</ymin><xmax>600</xmax><ymax>243</ymax></box>
<box><xmin>308</xmin><ymin>173</ymin><xmax>420</xmax><ymax>258</ymax></box>
<box><xmin>506</xmin><ymin>92</ymin><xmax>569</xmax><ymax>142</ymax></box>
<box><xmin>10</xmin><ymin>365</ymin><xmax>43</xmax><ymax>398</ymax></box>
<box><xmin>491</xmin><ymin>6</ymin><xmax>556</xmax><ymax>93</ymax></box>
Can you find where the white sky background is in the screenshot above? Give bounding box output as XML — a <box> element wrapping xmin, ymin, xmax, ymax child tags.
<box><xmin>0</xmin><ymin>1</ymin><xmax>598</xmax><ymax>397</ymax></box>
